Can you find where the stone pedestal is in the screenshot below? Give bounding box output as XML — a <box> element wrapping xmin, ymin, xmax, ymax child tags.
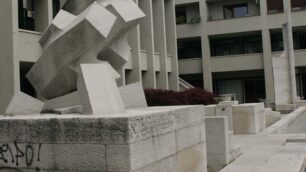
<box><xmin>232</xmin><ymin>103</ymin><xmax>266</xmax><ymax>134</ymax></box>
<box><xmin>0</xmin><ymin>106</ymin><xmax>207</xmax><ymax>172</ymax></box>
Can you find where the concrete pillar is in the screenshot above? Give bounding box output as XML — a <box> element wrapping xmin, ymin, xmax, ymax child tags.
<box><xmin>199</xmin><ymin>0</ymin><xmax>213</xmax><ymax>92</ymax></box>
<box><xmin>126</xmin><ymin>26</ymin><xmax>142</xmax><ymax>85</ymax></box>
<box><xmin>153</xmin><ymin>0</ymin><xmax>169</xmax><ymax>89</ymax></box>
<box><xmin>283</xmin><ymin>9</ymin><xmax>297</xmax><ymax>104</ymax></box>
<box><xmin>165</xmin><ymin>0</ymin><xmax>179</xmax><ymax>91</ymax></box>
<box><xmin>139</xmin><ymin>0</ymin><xmax>156</xmax><ymax>89</ymax></box>
<box><xmin>0</xmin><ymin>0</ymin><xmax>20</xmax><ymax>113</ymax></box>
<box><xmin>260</xmin><ymin>0</ymin><xmax>275</xmax><ymax>103</ymax></box>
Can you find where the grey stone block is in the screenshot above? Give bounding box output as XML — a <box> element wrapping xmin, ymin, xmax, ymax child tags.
<box><xmin>5</xmin><ymin>91</ymin><xmax>44</xmax><ymax>116</ymax></box>
<box><xmin>119</xmin><ymin>82</ymin><xmax>148</xmax><ymax>109</ymax></box>
<box><xmin>205</xmin><ymin>116</ymin><xmax>230</xmax><ymax>172</ymax></box>
<box><xmin>176</xmin><ymin>125</ymin><xmax>201</xmax><ymax>152</ymax></box>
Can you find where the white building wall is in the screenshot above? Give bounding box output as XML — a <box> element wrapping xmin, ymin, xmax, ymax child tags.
<box><xmin>176</xmin><ymin>0</ymin><xmax>306</xmax><ymax>103</ymax></box>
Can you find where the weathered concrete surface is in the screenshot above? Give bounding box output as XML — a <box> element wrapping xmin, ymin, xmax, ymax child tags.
<box><xmin>232</xmin><ymin>103</ymin><xmax>266</xmax><ymax>134</ymax></box>
<box><xmin>220</xmin><ymin>135</ymin><xmax>306</xmax><ymax>172</ymax></box>
<box><xmin>77</xmin><ymin>63</ymin><xmax>125</xmax><ymax>115</ymax></box>
<box><xmin>265</xmin><ymin>108</ymin><xmax>281</xmax><ymax>128</ymax></box>
<box><xmin>5</xmin><ymin>91</ymin><xmax>44</xmax><ymax>116</ymax></box>
<box><xmin>205</xmin><ymin>116</ymin><xmax>230</xmax><ymax>172</ymax></box>
<box><xmin>0</xmin><ymin>106</ymin><xmax>207</xmax><ymax>172</ymax></box>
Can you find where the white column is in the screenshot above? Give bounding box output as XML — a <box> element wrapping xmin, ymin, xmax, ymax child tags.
<box><xmin>283</xmin><ymin>9</ymin><xmax>297</xmax><ymax>104</ymax></box>
<box><xmin>153</xmin><ymin>0</ymin><xmax>169</xmax><ymax>89</ymax></box>
<box><xmin>139</xmin><ymin>0</ymin><xmax>156</xmax><ymax>89</ymax></box>
<box><xmin>260</xmin><ymin>0</ymin><xmax>276</xmax><ymax>103</ymax></box>
<box><xmin>165</xmin><ymin>0</ymin><xmax>179</xmax><ymax>91</ymax></box>
<box><xmin>199</xmin><ymin>0</ymin><xmax>213</xmax><ymax>91</ymax></box>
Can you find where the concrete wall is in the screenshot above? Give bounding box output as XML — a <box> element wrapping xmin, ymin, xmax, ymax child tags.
<box><xmin>0</xmin><ymin>106</ymin><xmax>207</xmax><ymax>172</ymax></box>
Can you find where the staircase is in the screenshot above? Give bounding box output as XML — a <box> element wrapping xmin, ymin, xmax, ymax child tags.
<box><xmin>179</xmin><ymin>78</ymin><xmax>195</xmax><ymax>91</ymax></box>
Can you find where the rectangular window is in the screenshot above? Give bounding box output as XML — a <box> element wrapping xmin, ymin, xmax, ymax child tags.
<box><xmin>291</xmin><ymin>0</ymin><xmax>306</xmax><ymax>10</ymax></box>
<box><xmin>18</xmin><ymin>0</ymin><xmax>35</xmax><ymax>30</ymax></box>
<box><xmin>293</xmin><ymin>31</ymin><xmax>306</xmax><ymax>50</ymax></box>
<box><xmin>175</xmin><ymin>6</ymin><xmax>187</xmax><ymax>24</ymax></box>
<box><xmin>177</xmin><ymin>38</ymin><xmax>202</xmax><ymax>59</ymax></box>
<box><xmin>267</xmin><ymin>0</ymin><xmax>283</xmax><ymax>13</ymax></box>
<box><xmin>223</xmin><ymin>3</ymin><xmax>248</xmax><ymax>19</ymax></box>
<box><xmin>210</xmin><ymin>34</ymin><xmax>262</xmax><ymax>56</ymax></box>
<box><xmin>270</xmin><ymin>32</ymin><xmax>284</xmax><ymax>52</ymax></box>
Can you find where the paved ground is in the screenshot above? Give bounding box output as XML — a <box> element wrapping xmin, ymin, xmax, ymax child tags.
<box><xmin>220</xmin><ymin>134</ymin><xmax>306</xmax><ymax>172</ymax></box>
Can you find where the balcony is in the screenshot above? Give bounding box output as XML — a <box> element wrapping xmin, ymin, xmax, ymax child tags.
<box><xmin>175</xmin><ymin>2</ymin><xmax>201</xmax><ymax>38</ymax></box>
<box><xmin>206</xmin><ymin>0</ymin><xmax>260</xmax><ymax>21</ymax></box>
<box><xmin>205</xmin><ymin>0</ymin><xmax>261</xmax><ymax>35</ymax></box>
<box><xmin>178</xmin><ymin>58</ymin><xmax>202</xmax><ymax>75</ymax></box>
<box><xmin>211</xmin><ymin>53</ymin><xmax>264</xmax><ymax>72</ymax></box>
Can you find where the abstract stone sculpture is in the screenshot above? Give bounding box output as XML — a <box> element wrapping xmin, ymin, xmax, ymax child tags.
<box><xmin>22</xmin><ymin>0</ymin><xmax>146</xmax><ymax>115</ymax></box>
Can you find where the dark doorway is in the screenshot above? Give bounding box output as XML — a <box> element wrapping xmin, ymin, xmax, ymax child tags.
<box><xmin>244</xmin><ymin>78</ymin><xmax>266</xmax><ymax>103</ymax></box>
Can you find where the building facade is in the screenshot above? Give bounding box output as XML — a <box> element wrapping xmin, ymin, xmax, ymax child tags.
<box><xmin>0</xmin><ymin>0</ymin><xmax>179</xmax><ymax>113</ymax></box>
<box><xmin>175</xmin><ymin>0</ymin><xmax>306</xmax><ymax>104</ymax></box>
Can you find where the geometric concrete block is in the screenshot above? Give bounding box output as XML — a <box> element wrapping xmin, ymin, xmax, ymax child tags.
<box><xmin>39</xmin><ymin>10</ymin><xmax>77</xmax><ymax>49</ymax></box>
<box><xmin>5</xmin><ymin>91</ymin><xmax>44</xmax><ymax>116</ymax></box>
<box><xmin>77</xmin><ymin>63</ymin><xmax>125</xmax><ymax>115</ymax></box>
<box><xmin>205</xmin><ymin>116</ymin><xmax>230</xmax><ymax>172</ymax></box>
<box><xmin>52</xmin><ymin>105</ymin><xmax>83</xmax><ymax>115</ymax></box>
<box><xmin>42</xmin><ymin>91</ymin><xmax>81</xmax><ymax>112</ymax></box>
<box><xmin>27</xmin><ymin>2</ymin><xmax>118</xmax><ymax>99</ymax></box>
<box><xmin>119</xmin><ymin>82</ymin><xmax>147</xmax><ymax>109</ymax></box>
<box><xmin>232</xmin><ymin>103</ymin><xmax>266</xmax><ymax>134</ymax></box>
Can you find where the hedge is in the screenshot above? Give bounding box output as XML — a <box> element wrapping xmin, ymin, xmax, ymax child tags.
<box><xmin>144</xmin><ymin>88</ymin><xmax>216</xmax><ymax>107</ymax></box>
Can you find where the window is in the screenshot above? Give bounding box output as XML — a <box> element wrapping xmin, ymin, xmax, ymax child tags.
<box><xmin>291</xmin><ymin>0</ymin><xmax>306</xmax><ymax>10</ymax></box>
<box><xmin>210</xmin><ymin>34</ymin><xmax>262</xmax><ymax>56</ymax></box>
<box><xmin>175</xmin><ymin>6</ymin><xmax>187</xmax><ymax>24</ymax></box>
<box><xmin>293</xmin><ymin>31</ymin><xmax>306</xmax><ymax>50</ymax></box>
<box><xmin>177</xmin><ymin>38</ymin><xmax>202</xmax><ymax>59</ymax></box>
<box><xmin>18</xmin><ymin>0</ymin><xmax>35</xmax><ymax>30</ymax></box>
<box><xmin>267</xmin><ymin>0</ymin><xmax>283</xmax><ymax>13</ymax></box>
<box><xmin>223</xmin><ymin>3</ymin><xmax>248</xmax><ymax>19</ymax></box>
<box><xmin>270</xmin><ymin>32</ymin><xmax>284</xmax><ymax>52</ymax></box>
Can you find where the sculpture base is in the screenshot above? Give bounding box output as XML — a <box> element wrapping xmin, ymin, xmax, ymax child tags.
<box><xmin>0</xmin><ymin>106</ymin><xmax>207</xmax><ymax>172</ymax></box>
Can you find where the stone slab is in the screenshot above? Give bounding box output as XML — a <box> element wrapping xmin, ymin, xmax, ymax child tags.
<box><xmin>119</xmin><ymin>82</ymin><xmax>148</xmax><ymax>109</ymax></box>
<box><xmin>42</xmin><ymin>91</ymin><xmax>80</xmax><ymax>112</ymax></box>
<box><xmin>77</xmin><ymin>63</ymin><xmax>125</xmax><ymax>115</ymax></box>
<box><xmin>232</xmin><ymin>103</ymin><xmax>266</xmax><ymax>134</ymax></box>
<box><xmin>205</xmin><ymin>116</ymin><xmax>230</xmax><ymax>172</ymax></box>
<box><xmin>5</xmin><ymin>92</ymin><xmax>44</xmax><ymax>116</ymax></box>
